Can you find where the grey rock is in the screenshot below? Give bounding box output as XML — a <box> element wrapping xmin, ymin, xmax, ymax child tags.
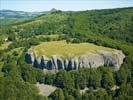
<box><xmin>73</xmin><ymin>56</ymin><xmax>79</xmax><ymax>70</ymax></box>
<box><xmin>64</xmin><ymin>59</ymin><xmax>69</xmax><ymax>70</ymax></box>
<box><xmin>79</xmin><ymin>53</ymin><xmax>104</xmax><ymax>68</ymax></box>
<box><xmin>51</xmin><ymin>55</ymin><xmax>64</xmax><ymax>70</ymax></box>
<box><xmin>98</xmin><ymin>50</ymin><xmax>125</xmax><ymax>70</ymax></box>
<box><xmin>26</xmin><ymin>49</ymin><xmax>125</xmax><ymax>71</ymax></box>
<box><xmin>52</xmin><ymin>55</ymin><xmax>58</xmax><ymax>69</ymax></box>
<box><xmin>57</xmin><ymin>58</ymin><xmax>64</xmax><ymax>70</ymax></box>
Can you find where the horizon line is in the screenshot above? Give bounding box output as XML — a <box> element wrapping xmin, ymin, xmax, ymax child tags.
<box><xmin>0</xmin><ymin>6</ymin><xmax>132</xmax><ymax>12</ymax></box>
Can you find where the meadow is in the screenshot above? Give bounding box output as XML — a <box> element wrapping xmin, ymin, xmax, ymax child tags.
<box><xmin>29</xmin><ymin>41</ymin><xmax>115</xmax><ymax>58</ymax></box>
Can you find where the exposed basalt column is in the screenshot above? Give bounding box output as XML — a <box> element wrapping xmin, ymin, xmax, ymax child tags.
<box><xmin>52</xmin><ymin>56</ymin><xmax>58</xmax><ymax>69</ymax></box>
<box><xmin>67</xmin><ymin>60</ymin><xmax>73</xmax><ymax>70</ymax></box>
<box><xmin>40</xmin><ymin>56</ymin><xmax>46</xmax><ymax>69</ymax></box>
<box><xmin>47</xmin><ymin>60</ymin><xmax>53</xmax><ymax>70</ymax></box>
<box><xmin>74</xmin><ymin>57</ymin><xmax>79</xmax><ymax>70</ymax></box>
<box><xmin>25</xmin><ymin>50</ymin><xmax>125</xmax><ymax>71</ymax></box>
<box><xmin>64</xmin><ymin>59</ymin><xmax>69</xmax><ymax>70</ymax></box>
<box><xmin>34</xmin><ymin>58</ymin><xmax>40</xmax><ymax>68</ymax></box>
<box><xmin>57</xmin><ymin>59</ymin><xmax>63</xmax><ymax>70</ymax></box>
<box><xmin>25</xmin><ymin>53</ymin><xmax>34</xmax><ymax>64</ymax></box>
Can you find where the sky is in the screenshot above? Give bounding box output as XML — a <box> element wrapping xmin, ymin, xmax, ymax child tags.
<box><xmin>0</xmin><ymin>0</ymin><xmax>133</xmax><ymax>12</ymax></box>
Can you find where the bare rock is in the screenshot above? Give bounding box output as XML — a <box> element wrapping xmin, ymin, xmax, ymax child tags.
<box><xmin>79</xmin><ymin>53</ymin><xmax>104</xmax><ymax>68</ymax></box>
<box><xmin>36</xmin><ymin>83</ymin><xmax>57</xmax><ymax>96</ymax></box>
<box><xmin>25</xmin><ymin>49</ymin><xmax>125</xmax><ymax>71</ymax></box>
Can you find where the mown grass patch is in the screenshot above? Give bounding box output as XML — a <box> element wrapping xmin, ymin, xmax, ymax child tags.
<box><xmin>36</xmin><ymin>34</ymin><xmax>60</xmax><ymax>39</ymax></box>
<box><xmin>29</xmin><ymin>41</ymin><xmax>115</xmax><ymax>58</ymax></box>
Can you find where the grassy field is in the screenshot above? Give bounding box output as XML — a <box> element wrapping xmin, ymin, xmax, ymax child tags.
<box><xmin>29</xmin><ymin>41</ymin><xmax>115</xmax><ymax>58</ymax></box>
<box><xmin>36</xmin><ymin>34</ymin><xmax>60</xmax><ymax>39</ymax></box>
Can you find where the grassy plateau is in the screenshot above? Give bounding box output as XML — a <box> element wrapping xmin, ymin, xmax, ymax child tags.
<box><xmin>29</xmin><ymin>41</ymin><xmax>115</xmax><ymax>58</ymax></box>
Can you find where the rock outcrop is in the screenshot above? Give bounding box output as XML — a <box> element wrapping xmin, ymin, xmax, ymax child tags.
<box><xmin>36</xmin><ymin>83</ymin><xmax>57</xmax><ymax>96</ymax></box>
<box><xmin>25</xmin><ymin>50</ymin><xmax>125</xmax><ymax>71</ymax></box>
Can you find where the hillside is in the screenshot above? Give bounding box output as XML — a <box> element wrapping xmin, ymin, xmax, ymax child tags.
<box><xmin>1</xmin><ymin>7</ymin><xmax>132</xmax><ymax>43</ymax></box>
<box><xmin>0</xmin><ymin>10</ymin><xmax>48</xmax><ymax>25</ymax></box>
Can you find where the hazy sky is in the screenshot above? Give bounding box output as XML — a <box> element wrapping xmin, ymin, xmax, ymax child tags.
<box><xmin>0</xmin><ymin>0</ymin><xmax>133</xmax><ymax>12</ymax></box>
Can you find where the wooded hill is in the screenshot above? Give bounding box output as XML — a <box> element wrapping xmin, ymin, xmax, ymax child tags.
<box><xmin>1</xmin><ymin>7</ymin><xmax>133</xmax><ymax>43</ymax></box>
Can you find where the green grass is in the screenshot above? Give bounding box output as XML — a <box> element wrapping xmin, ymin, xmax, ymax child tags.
<box><xmin>29</xmin><ymin>41</ymin><xmax>115</xmax><ymax>58</ymax></box>
<box><xmin>36</xmin><ymin>34</ymin><xmax>60</xmax><ymax>39</ymax></box>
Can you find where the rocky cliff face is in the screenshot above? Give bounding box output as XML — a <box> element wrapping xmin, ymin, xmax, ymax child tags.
<box><xmin>25</xmin><ymin>50</ymin><xmax>125</xmax><ymax>71</ymax></box>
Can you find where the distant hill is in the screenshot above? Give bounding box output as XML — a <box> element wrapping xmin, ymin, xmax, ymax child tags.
<box><xmin>0</xmin><ymin>10</ymin><xmax>49</xmax><ymax>25</ymax></box>
<box><xmin>0</xmin><ymin>9</ymin><xmax>48</xmax><ymax>18</ymax></box>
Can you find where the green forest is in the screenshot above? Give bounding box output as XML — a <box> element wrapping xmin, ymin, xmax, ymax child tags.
<box><xmin>0</xmin><ymin>7</ymin><xmax>133</xmax><ymax>100</ymax></box>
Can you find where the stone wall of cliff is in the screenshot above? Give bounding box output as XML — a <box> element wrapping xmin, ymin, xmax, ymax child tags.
<box><xmin>25</xmin><ymin>50</ymin><xmax>125</xmax><ymax>71</ymax></box>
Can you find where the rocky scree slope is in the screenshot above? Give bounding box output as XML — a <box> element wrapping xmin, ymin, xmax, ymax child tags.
<box><xmin>25</xmin><ymin>41</ymin><xmax>125</xmax><ymax>71</ymax></box>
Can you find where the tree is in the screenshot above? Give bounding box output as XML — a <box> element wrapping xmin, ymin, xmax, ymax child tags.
<box><xmin>115</xmin><ymin>72</ymin><xmax>122</xmax><ymax>85</ymax></box>
<box><xmin>65</xmin><ymin>95</ymin><xmax>74</xmax><ymax>100</ymax></box>
<box><xmin>36</xmin><ymin>69</ymin><xmax>45</xmax><ymax>83</ymax></box>
<box><xmin>54</xmin><ymin>70</ymin><xmax>74</xmax><ymax>91</ymax></box>
<box><xmin>45</xmin><ymin>74</ymin><xmax>55</xmax><ymax>85</ymax></box>
<box><xmin>2</xmin><ymin>61</ymin><xmax>17</xmax><ymax>74</ymax></box>
<box><xmin>73</xmin><ymin>89</ymin><xmax>81</xmax><ymax>100</ymax></box>
<box><xmin>101</xmin><ymin>74</ymin><xmax>109</xmax><ymax>88</ymax></box>
<box><xmin>75</xmin><ymin>75</ymin><xmax>87</xmax><ymax>89</ymax></box>
<box><xmin>49</xmin><ymin>88</ymin><xmax>64</xmax><ymax>100</ymax></box>
<box><xmin>82</xmin><ymin>93</ymin><xmax>96</xmax><ymax>100</ymax></box>
<box><xmin>8</xmin><ymin>33</ymin><xmax>16</xmax><ymax>41</ymax></box>
<box><xmin>20</xmin><ymin>64</ymin><xmax>37</xmax><ymax>84</ymax></box>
